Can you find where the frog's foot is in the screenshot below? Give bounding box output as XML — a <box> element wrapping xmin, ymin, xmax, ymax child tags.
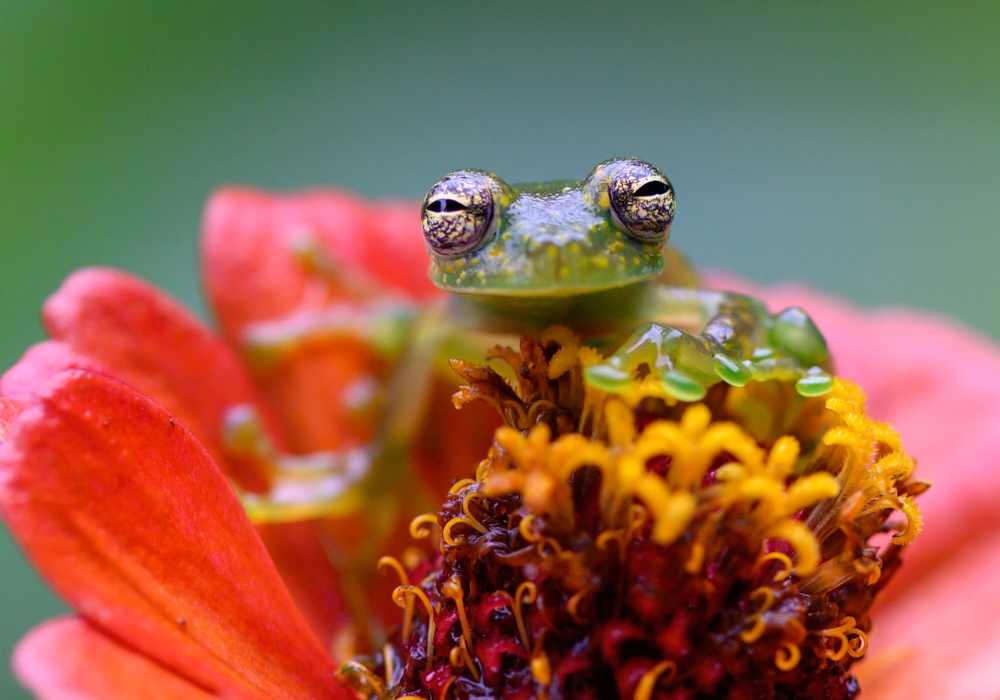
<box><xmin>222</xmin><ymin>404</ymin><xmax>373</xmax><ymax>523</ymax></box>
<box><xmin>583</xmin><ymin>305</ymin><xmax>835</xmax><ymax>401</ymax></box>
<box><xmin>241</xmin><ymin>301</ymin><xmax>415</xmax><ymax>372</ymax></box>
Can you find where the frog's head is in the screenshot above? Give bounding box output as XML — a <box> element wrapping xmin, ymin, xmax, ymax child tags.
<box><xmin>421</xmin><ymin>158</ymin><xmax>675</xmax><ymax>297</ymax></box>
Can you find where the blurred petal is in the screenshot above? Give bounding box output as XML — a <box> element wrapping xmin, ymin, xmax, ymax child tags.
<box><xmin>860</xmin><ymin>526</ymin><xmax>1000</xmax><ymax>699</ymax></box>
<box><xmin>0</xmin><ymin>370</ymin><xmax>347</xmax><ymax>700</ymax></box>
<box><xmin>705</xmin><ymin>273</ymin><xmax>1000</xmax><ymax>596</ymax></box>
<box><xmin>13</xmin><ymin>617</ymin><xmax>214</xmax><ymax>700</ymax></box>
<box><xmin>37</xmin><ymin>267</ymin><xmax>287</xmax><ymax>490</ymax></box>
<box><xmin>201</xmin><ymin>189</ymin><xmax>438</xmax><ymax>453</ymax></box>
<box><xmin>202</xmin><ymin>189</ymin><xmax>436</xmax><ymax>341</ymax></box>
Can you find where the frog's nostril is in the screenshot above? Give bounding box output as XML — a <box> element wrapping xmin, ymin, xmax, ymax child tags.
<box><xmin>427</xmin><ymin>198</ymin><xmax>468</xmax><ymax>213</ymax></box>
<box><xmin>634</xmin><ymin>180</ymin><xmax>669</xmax><ymax>197</ymax></box>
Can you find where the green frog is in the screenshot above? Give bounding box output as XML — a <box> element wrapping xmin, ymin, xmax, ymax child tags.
<box><xmin>236</xmin><ymin>158</ymin><xmax>832</xmax><ymax>537</ymax></box>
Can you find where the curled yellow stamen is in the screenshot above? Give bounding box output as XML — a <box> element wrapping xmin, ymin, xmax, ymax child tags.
<box><xmin>514</xmin><ymin>581</ymin><xmax>538</xmax><ymax>652</ymax></box>
<box><xmin>566</xmin><ymin>586</ymin><xmax>594</xmax><ymax>622</ymax></box>
<box><xmin>518</xmin><ymin>514</ymin><xmax>542</xmax><ymax>542</ymax></box>
<box><xmin>633</xmin><ymin>660</ymin><xmax>677</xmax><ymax>700</ymax></box>
<box><xmin>340</xmin><ymin>660</ymin><xmax>386</xmax><ymax>699</ymax></box>
<box><xmin>595</xmin><ymin>529</ymin><xmax>624</xmax><ymax>550</ymax></box>
<box><xmin>463</xmin><ymin>490</ymin><xmax>490</xmax><ymax>523</ymax></box>
<box><xmin>740</xmin><ymin>587</ymin><xmax>776</xmax><ymax>644</ymax></box>
<box><xmin>775</xmin><ymin>641</ymin><xmax>801</xmax><ymax>671</ymax></box>
<box><xmin>448</xmin><ymin>636</ymin><xmax>480</xmax><ymax>681</ymax></box>
<box><xmin>393</xmin><ymin>586</ymin><xmax>437</xmax><ymax>671</ymax></box>
<box><xmin>442</xmin><ymin>577</ymin><xmax>473</xmax><ymax>650</ymax></box>
<box><xmin>378</xmin><ymin>556</ymin><xmax>412</xmax><ymax>638</ymax></box>
<box><xmin>409</xmin><ymin>513</ymin><xmax>438</xmax><ymax>539</ymax></box>
<box><xmin>449</xmin><ymin>478</ymin><xmax>477</xmax><ymax>495</ymax></box>
<box><xmin>817</xmin><ymin>616</ymin><xmax>868</xmax><ymax>661</ymax></box>
<box><xmin>756</xmin><ymin>551</ymin><xmax>794</xmax><ymax>582</ymax></box>
<box><xmin>443</xmin><ymin>516</ymin><xmax>489</xmax><ymax>545</ymax></box>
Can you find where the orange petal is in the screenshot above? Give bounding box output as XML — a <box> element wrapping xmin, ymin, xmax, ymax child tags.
<box><xmin>14</xmin><ymin>617</ymin><xmax>215</xmax><ymax>700</ymax></box>
<box><xmin>858</xmin><ymin>526</ymin><xmax>1000</xmax><ymax>699</ymax></box>
<box><xmin>0</xmin><ymin>370</ymin><xmax>348</xmax><ymax>700</ymax></box>
<box><xmin>705</xmin><ymin>273</ymin><xmax>1000</xmax><ymax>597</ymax></box>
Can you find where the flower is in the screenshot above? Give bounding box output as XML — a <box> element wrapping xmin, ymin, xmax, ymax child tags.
<box><xmin>1</xmin><ymin>190</ymin><xmax>999</xmax><ymax>698</ymax></box>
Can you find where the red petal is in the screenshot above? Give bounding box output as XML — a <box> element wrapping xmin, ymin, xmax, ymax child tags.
<box><xmin>36</xmin><ymin>267</ymin><xmax>287</xmax><ymax>490</ymax></box>
<box><xmin>0</xmin><ymin>370</ymin><xmax>348</xmax><ymax>700</ymax></box>
<box><xmin>859</xmin><ymin>526</ymin><xmax>1000</xmax><ymax>699</ymax></box>
<box><xmin>705</xmin><ymin>273</ymin><xmax>1000</xmax><ymax>597</ymax></box>
<box><xmin>201</xmin><ymin>188</ymin><xmax>439</xmax><ymax>343</ymax></box>
<box><xmin>5</xmin><ymin>298</ymin><xmax>350</xmax><ymax>651</ymax></box>
<box><xmin>13</xmin><ymin>617</ymin><xmax>215</xmax><ymax>700</ymax></box>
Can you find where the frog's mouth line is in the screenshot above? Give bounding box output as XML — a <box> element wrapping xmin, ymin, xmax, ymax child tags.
<box><xmin>436</xmin><ymin>272</ymin><xmax>660</xmax><ymax>298</ymax></box>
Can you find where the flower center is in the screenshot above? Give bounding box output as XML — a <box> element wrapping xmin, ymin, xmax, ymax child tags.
<box><xmin>340</xmin><ymin>329</ymin><xmax>925</xmax><ymax>700</ymax></box>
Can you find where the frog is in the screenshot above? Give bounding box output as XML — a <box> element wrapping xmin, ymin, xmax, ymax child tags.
<box><xmin>227</xmin><ymin>157</ymin><xmax>832</xmax><ymax>580</ymax></box>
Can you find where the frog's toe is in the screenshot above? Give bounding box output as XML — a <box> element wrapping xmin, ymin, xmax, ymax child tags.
<box><xmin>583</xmin><ymin>363</ymin><xmax>634</xmax><ymax>392</ymax></box>
<box><xmin>712</xmin><ymin>353</ymin><xmax>753</xmax><ymax>387</ymax></box>
<box><xmin>659</xmin><ymin>369</ymin><xmax>709</xmax><ymax>402</ymax></box>
<box><xmin>794</xmin><ymin>366</ymin><xmax>836</xmax><ymax>397</ymax></box>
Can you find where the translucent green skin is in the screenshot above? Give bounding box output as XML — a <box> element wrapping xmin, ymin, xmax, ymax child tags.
<box><xmin>431</xmin><ymin>161</ymin><xmax>834</xmax><ymax>402</ymax></box>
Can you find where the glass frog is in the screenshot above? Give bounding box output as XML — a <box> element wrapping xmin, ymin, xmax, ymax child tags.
<box><xmin>227</xmin><ymin>157</ymin><xmax>833</xmax><ymax>571</ymax></box>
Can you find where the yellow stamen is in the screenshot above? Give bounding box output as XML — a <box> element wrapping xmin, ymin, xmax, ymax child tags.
<box><xmin>442</xmin><ymin>576</ymin><xmax>474</xmax><ymax>650</ymax></box>
<box><xmin>448</xmin><ymin>636</ymin><xmax>480</xmax><ymax>681</ymax></box>
<box><xmin>633</xmin><ymin>660</ymin><xmax>677</xmax><ymax>700</ymax></box>
<box><xmin>774</xmin><ymin>641</ymin><xmax>801</xmax><ymax>671</ymax></box>
<box><xmin>443</xmin><ymin>516</ymin><xmax>489</xmax><ymax>545</ymax></box>
<box><xmin>449</xmin><ymin>478</ymin><xmax>477</xmax><ymax>495</ymax></box>
<box><xmin>514</xmin><ymin>581</ymin><xmax>538</xmax><ymax>653</ymax></box>
<box><xmin>409</xmin><ymin>513</ymin><xmax>439</xmax><ymax>539</ymax></box>
<box><xmin>392</xmin><ymin>586</ymin><xmax>437</xmax><ymax>671</ymax></box>
<box><xmin>740</xmin><ymin>587</ymin><xmax>775</xmax><ymax>644</ymax></box>
<box><xmin>378</xmin><ymin>556</ymin><xmax>413</xmax><ymax>638</ymax></box>
<box><xmin>531</xmin><ymin>653</ymin><xmax>552</xmax><ymax>685</ymax></box>
<box><xmin>340</xmin><ymin>660</ymin><xmax>386</xmax><ymax>698</ymax></box>
<box><xmin>817</xmin><ymin>616</ymin><xmax>868</xmax><ymax>661</ymax></box>
<box><xmin>756</xmin><ymin>552</ymin><xmax>794</xmax><ymax>582</ymax></box>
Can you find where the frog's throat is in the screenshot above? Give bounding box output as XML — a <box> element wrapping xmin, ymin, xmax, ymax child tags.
<box><xmin>444</xmin><ymin>281</ymin><xmax>657</xmax><ymax>337</ymax></box>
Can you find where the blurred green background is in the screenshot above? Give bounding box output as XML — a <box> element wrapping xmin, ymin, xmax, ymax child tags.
<box><xmin>1</xmin><ymin>1</ymin><xmax>997</xmax><ymax>695</ymax></box>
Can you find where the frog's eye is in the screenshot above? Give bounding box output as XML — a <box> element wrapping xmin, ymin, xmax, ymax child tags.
<box><xmin>421</xmin><ymin>171</ymin><xmax>497</xmax><ymax>258</ymax></box>
<box><xmin>607</xmin><ymin>160</ymin><xmax>675</xmax><ymax>242</ymax></box>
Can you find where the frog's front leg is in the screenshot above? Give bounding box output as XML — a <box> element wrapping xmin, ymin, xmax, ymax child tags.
<box><xmin>223</xmin><ymin>302</ymin><xmax>454</xmax><ymax>531</ymax></box>
<box><xmin>583</xmin><ymin>288</ymin><xmax>835</xmax><ymax>401</ymax></box>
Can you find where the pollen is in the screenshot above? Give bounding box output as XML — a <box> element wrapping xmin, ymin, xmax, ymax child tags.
<box><xmin>342</xmin><ymin>330</ymin><xmax>926</xmax><ymax>700</ymax></box>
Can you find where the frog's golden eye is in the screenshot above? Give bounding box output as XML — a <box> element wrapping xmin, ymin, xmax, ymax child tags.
<box><xmin>607</xmin><ymin>160</ymin><xmax>675</xmax><ymax>242</ymax></box>
<box><xmin>421</xmin><ymin>171</ymin><xmax>497</xmax><ymax>258</ymax></box>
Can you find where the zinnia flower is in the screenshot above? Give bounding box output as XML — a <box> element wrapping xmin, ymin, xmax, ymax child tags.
<box><xmin>1</xmin><ymin>189</ymin><xmax>998</xmax><ymax>699</ymax></box>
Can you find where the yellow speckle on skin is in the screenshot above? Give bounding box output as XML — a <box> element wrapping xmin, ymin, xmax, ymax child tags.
<box><xmin>547</xmin><ymin>247</ymin><xmax>558</xmax><ymax>258</ymax></box>
<box><xmin>593</xmin><ymin>256</ymin><xmax>609</xmax><ymax>268</ymax></box>
<box><xmin>476</xmin><ymin>271</ymin><xmax>485</xmax><ymax>280</ymax></box>
<box><xmin>458</xmin><ymin>272</ymin><xmax>466</xmax><ymax>281</ymax></box>
<box><xmin>632</xmin><ymin>258</ymin><xmax>640</xmax><ymax>265</ymax></box>
<box><xmin>569</xmin><ymin>243</ymin><xmax>581</xmax><ymax>254</ymax></box>
<box><xmin>455</xmin><ymin>259</ymin><xmax>465</xmax><ymax>270</ymax></box>
<box><xmin>445</xmin><ymin>263</ymin><xmax>455</xmax><ymax>273</ymax></box>
<box><xmin>598</xmin><ymin>191</ymin><xmax>610</xmax><ymax>208</ymax></box>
